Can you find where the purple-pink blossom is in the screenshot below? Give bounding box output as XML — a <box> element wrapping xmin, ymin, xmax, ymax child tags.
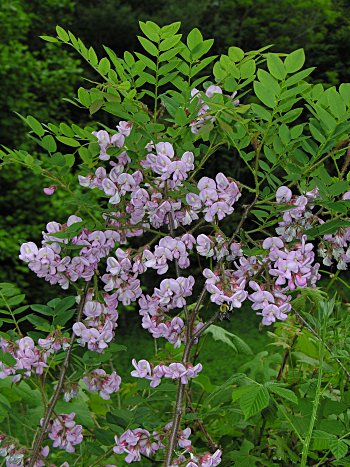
<box><xmin>44</xmin><ymin>413</ymin><xmax>83</xmax><ymax>453</ymax></box>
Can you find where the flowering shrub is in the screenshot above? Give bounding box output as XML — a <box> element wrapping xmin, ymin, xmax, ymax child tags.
<box><xmin>1</xmin><ymin>20</ymin><xmax>350</xmax><ymax>466</ymax></box>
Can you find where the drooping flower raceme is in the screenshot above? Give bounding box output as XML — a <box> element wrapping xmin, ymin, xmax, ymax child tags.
<box><xmin>113</xmin><ymin>428</ymin><xmax>164</xmax><ymax>463</ymax></box>
<box><xmin>20</xmin><ymin>216</ymin><xmax>119</xmax><ymax>289</ymax></box>
<box><xmin>131</xmin><ymin>359</ymin><xmax>203</xmax><ymax>388</ymax></box>
<box><xmin>72</xmin><ymin>297</ymin><xmax>118</xmax><ymax>353</ymax></box>
<box><xmin>190</xmin><ymin>84</ymin><xmax>239</xmax><ymax>134</ymax></box>
<box><xmin>83</xmin><ymin>369</ymin><xmax>121</xmax><ymax>399</ymax></box>
<box><xmin>44</xmin><ymin>413</ymin><xmax>83</xmax><ymax>453</ymax></box>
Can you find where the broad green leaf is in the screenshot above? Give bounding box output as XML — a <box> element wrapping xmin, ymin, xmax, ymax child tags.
<box><xmin>40</xmin><ymin>35</ymin><xmax>59</xmax><ymax>43</ymax></box>
<box><xmin>160</xmin><ymin>22</ymin><xmax>181</xmax><ymax>39</ymax></box>
<box><xmin>285</xmin><ymin>67</ymin><xmax>315</xmax><ymax>87</ymax></box>
<box><xmin>254</xmin><ymin>81</ymin><xmax>276</xmax><ymax>108</ymax></box>
<box><xmin>78</xmin><ymin>88</ymin><xmax>91</xmax><ymax>107</ymax></box>
<box><xmin>306</xmin><ymin>219</ymin><xmax>350</xmax><ymax>239</ymax></box>
<box><xmin>31</xmin><ymin>304</ymin><xmax>55</xmax><ymax>316</ymax></box>
<box><xmin>204</xmin><ymin>324</ymin><xmax>252</xmax><ymax>354</ymax></box>
<box><xmin>139</xmin><ymin>21</ymin><xmax>160</xmax><ymax>42</ymax></box>
<box><xmin>159</xmin><ymin>34</ymin><xmax>182</xmax><ymax>52</ymax></box>
<box><xmin>25</xmin><ymin>314</ymin><xmax>51</xmax><ymax>331</ymax></box>
<box><xmin>138</xmin><ymin>36</ymin><xmax>158</xmax><ymax>56</ymax></box>
<box><xmin>192</xmin><ymin>39</ymin><xmax>214</xmax><ymax>60</ymax></box>
<box><xmin>251</xmin><ymin>103</ymin><xmax>272</xmax><ymax>121</ymax></box>
<box><xmin>56</xmin><ymin>136</ymin><xmax>80</xmax><ymax>147</ymax></box>
<box><xmin>329</xmin><ymin>439</ymin><xmax>348</xmax><ymax>459</ymax></box>
<box><xmin>135</xmin><ymin>52</ymin><xmax>157</xmax><ymax>71</ymax></box>
<box><xmin>54</xmin><ymin>296</ymin><xmax>76</xmax><ymax>315</ymax></box>
<box><xmin>11</xmin><ymin>305</ymin><xmax>29</xmax><ymax>315</ymax></box>
<box><xmin>339</xmin><ymin>83</ymin><xmax>350</xmax><ymax>107</ymax></box>
<box><xmin>98</xmin><ymin>57</ymin><xmax>111</xmax><ymax>75</ymax></box>
<box><xmin>56</xmin><ymin>25</ymin><xmax>69</xmax><ymax>42</ymax></box>
<box><xmin>53</xmin><ymin>309</ymin><xmax>75</xmax><ymax>326</ymax></box>
<box><xmin>309</xmin><ymin>123</ymin><xmax>326</xmax><ymax>143</ymax></box>
<box><xmin>89</xmin><ymin>100</ymin><xmax>104</xmax><ymax>115</ymax></box>
<box><xmin>27</xmin><ymin>116</ymin><xmax>45</xmax><ymax>137</ymax></box>
<box><xmin>240</xmin><ymin>384</ymin><xmax>270</xmax><ymax>419</ymax></box>
<box><xmin>284</xmin><ymin>49</ymin><xmax>305</xmax><ymax>73</ymax></box>
<box><xmin>0</xmin><ymin>351</ymin><xmax>16</xmax><ymax>367</ymax></box>
<box><xmin>187</xmin><ymin>28</ymin><xmax>203</xmax><ymax>51</ymax></box>
<box><xmin>311</xmin><ymin>430</ymin><xmax>336</xmax><ymax>450</ymax></box>
<box><xmin>88</xmin><ymin>47</ymin><xmax>98</xmax><ymax>66</ymax></box>
<box><xmin>240</xmin><ymin>59</ymin><xmax>256</xmax><ymax>79</ymax></box>
<box><xmin>327</xmin><ymin>89</ymin><xmax>346</xmax><ymax>118</ymax></box>
<box><xmin>267</xmin><ymin>53</ymin><xmax>286</xmax><ymax>80</ymax></box>
<box><xmin>6</xmin><ymin>294</ymin><xmax>25</xmax><ymax>307</ymax></box>
<box><xmin>267</xmin><ymin>384</ymin><xmax>298</xmax><ymax>404</ymax></box>
<box><xmin>228</xmin><ymin>46</ymin><xmax>244</xmax><ymax>62</ymax></box>
<box><xmin>41</xmin><ymin>135</ymin><xmax>57</xmax><ymax>153</ymax></box>
<box><xmin>232</xmin><ymin>385</ymin><xmax>252</xmax><ymax>402</ymax></box>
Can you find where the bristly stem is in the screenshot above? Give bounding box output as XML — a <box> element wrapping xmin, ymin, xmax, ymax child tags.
<box><xmin>27</xmin><ymin>281</ymin><xmax>91</xmax><ymax>467</ymax></box>
<box><xmin>300</xmin><ymin>333</ymin><xmax>324</xmax><ymax>466</ymax></box>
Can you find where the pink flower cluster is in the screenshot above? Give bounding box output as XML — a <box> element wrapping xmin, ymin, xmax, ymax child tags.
<box><xmin>92</xmin><ymin>120</ymin><xmax>132</xmax><ymax>160</ymax></box>
<box><xmin>102</xmin><ymin>248</ymin><xmax>143</xmax><ymax>305</ymax></box>
<box><xmin>318</xmin><ymin>191</ymin><xmax>350</xmax><ymax>270</ymax></box>
<box><xmin>275</xmin><ymin>186</ymin><xmax>319</xmax><ymax>241</ymax></box>
<box><xmin>190</xmin><ymin>84</ymin><xmax>239</xmax><ymax>134</ymax></box>
<box><xmin>196</xmin><ymin>233</ymin><xmax>243</xmax><ymax>261</ymax></box>
<box><xmin>44</xmin><ymin>413</ymin><xmax>83</xmax><ymax>453</ymax></box>
<box><xmin>203</xmin><ymin>268</ymin><xmax>247</xmax><ymax>310</ymax></box>
<box><xmin>245</xmin><ymin>235</ymin><xmax>320</xmax><ymax>325</ymax></box>
<box><xmin>112</xmin><ymin>423</ymin><xmax>193</xmax><ymax>464</ymax></box>
<box><xmin>171</xmin><ymin>449</ymin><xmax>222</xmax><ymax>467</ymax></box>
<box><xmin>0</xmin><ymin>441</ymin><xmax>50</xmax><ymax>467</ymax></box>
<box><xmin>113</xmin><ymin>428</ymin><xmax>164</xmax><ymax>463</ymax></box>
<box><xmin>72</xmin><ymin>296</ymin><xmax>118</xmax><ymax>352</ymax></box>
<box><xmin>138</xmin><ymin>276</ymin><xmax>201</xmax><ymax>347</ymax></box>
<box><xmin>20</xmin><ymin>216</ymin><xmax>118</xmax><ymax>289</ymax></box>
<box><xmin>0</xmin><ymin>336</ymin><xmax>48</xmax><ymax>382</ymax></box>
<box><xmin>265</xmin><ymin>236</ymin><xmax>320</xmax><ymax>290</ymax></box>
<box><xmin>131</xmin><ymin>359</ymin><xmax>202</xmax><ymax>387</ymax></box>
<box><xmin>141</xmin><ymin>142</ymin><xmax>194</xmax><ymax>187</ymax></box>
<box><xmin>152</xmin><ymin>276</ymin><xmax>195</xmax><ymax>310</ymax></box>
<box><xmin>79</xmin><ymin>137</ymin><xmax>242</xmax><ymax>234</ymax></box>
<box><xmin>38</xmin><ymin>330</ymin><xmax>70</xmax><ymax>354</ymax></box>
<box><xmin>186</xmin><ymin>174</ymin><xmax>241</xmax><ymax>222</ymax></box>
<box><xmin>249</xmin><ymin>281</ymin><xmax>291</xmax><ymax>326</ymax></box>
<box><xmin>79</xmin><ymin>163</ymin><xmax>142</xmax><ymax>206</ymax></box>
<box><xmin>143</xmin><ymin>234</ymin><xmax>195</xmax><ymax>274</ymax></box>
<box><xmin>83</xmin><ymin>369</ymin><xmax>121</xmax><ymax>399</ymax></box>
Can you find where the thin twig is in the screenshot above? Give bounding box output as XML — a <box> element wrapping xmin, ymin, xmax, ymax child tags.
<box><xmin>229</xmin><ymin>194</ymin><xmax>258</xmax><ymax>243</ymax></box>
<box><xmin>27</xmin><ymin>281</ymin><xmax>91</xmax><ymax>466</ymax></box>
<box><xmin>276</xmin><ymin>333</ymin><xmax>299</xmax><ymax>381</ymax></box>
<box><xmin>192</xmin><ymin>310</ymin><xmax>221</xmax><ymax>342</ymax></box>
<box><xmin>184</xmin><ymin>387</ymin><xmax>218</xmax><ymax>452</ymax></box>
<box><xmin>163</xmin><ymin>287</ymin><xmax>210</xmax><ymax>466</ymax></box>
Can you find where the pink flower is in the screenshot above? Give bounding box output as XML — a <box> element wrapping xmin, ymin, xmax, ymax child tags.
<box><xmin>44</xmin><ymin>413</ymin><xmax>83</xmax><ymax>453</ymax></box>
<box><xmin>276</xmin><ymin>186</ymin><xmax>292</xmax><ymax>203</ymax></box>
<box><xmin>43</xmin><ymin>185</ymin><xmax>57</xmax><ymax>196</ymax></box>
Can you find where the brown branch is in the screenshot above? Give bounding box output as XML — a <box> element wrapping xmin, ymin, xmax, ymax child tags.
<box><xmin>163</xmin><ymin>342</ymin><xmax>192</xmax><ymax>466</ymax></box>
<box><xmin>28</xmin><ymin>281</ymin><xmax>91</xmax><ymax>466</ymax></box>
<box><xmin>163</xmin><ymin>285</ymin><xmax>209</xmax><ymax>465</ymax></box>
<box><xmin>229</xmin><ymin>194</ymin><xmax>258</xmax><ymax>243</ymax></box>
<box><xmin>340</xmin><ymin>145</ymin><xmax>350</xmax><ymax>179</ymax></box>
<box><xmin>276</xmin><ymin>333</ymin><xmax>299</xmax><ymax>382</ymax></box>
<box><xmin>184</xmin><ymin>387</ymin><xmax>218</xmax><ymax>452</ymax></box>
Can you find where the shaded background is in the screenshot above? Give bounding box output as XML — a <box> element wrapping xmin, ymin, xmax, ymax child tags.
<box><xmin>1</xmin><ymin>0</ymin><xmax>350</xmax><ymax>302</ymax></box>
